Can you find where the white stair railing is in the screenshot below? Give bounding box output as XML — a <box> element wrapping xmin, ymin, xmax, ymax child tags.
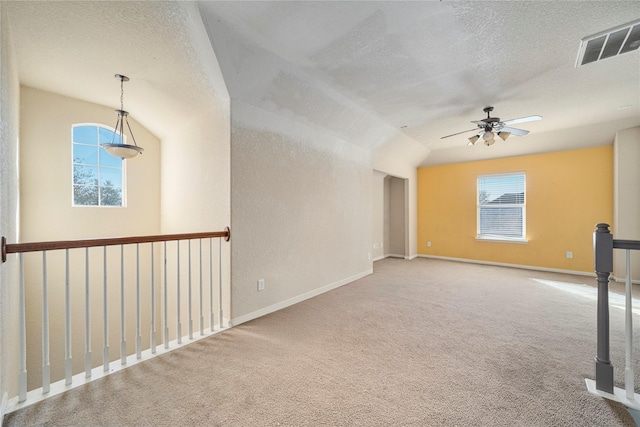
<box><xmin>1</xmin><ymin>228</ymin><xmax>230</xmax><ymax>414</ymax></box>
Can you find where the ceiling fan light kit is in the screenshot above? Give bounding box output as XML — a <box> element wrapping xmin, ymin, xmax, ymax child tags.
<box><xmin>442</xmin><ymin>106</ymin><xmax>542</xmax><ymax>147</ymax></box>
<box><xmin>498</xmin><ymin>131</ymin><xmax>511</xmax><ymax>141</ymax></box>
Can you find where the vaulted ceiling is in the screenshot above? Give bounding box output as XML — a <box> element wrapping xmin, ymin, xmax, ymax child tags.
<box><xmin>6</xmin><ymin>1</ymin><xmax>640</xmax><ymax>167</ymax></box>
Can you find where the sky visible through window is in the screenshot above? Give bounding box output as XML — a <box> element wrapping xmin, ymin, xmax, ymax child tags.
<box><xmin>72</xmin><ymin>125</ymin><xmax>124</xmax><ymax>207</ymax></box>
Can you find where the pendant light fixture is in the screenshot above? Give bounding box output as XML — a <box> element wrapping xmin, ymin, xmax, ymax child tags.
<box><xmin>101</xmin><ymin>74</ymin><xmax>144</xmax><ymax>159</ymax></box>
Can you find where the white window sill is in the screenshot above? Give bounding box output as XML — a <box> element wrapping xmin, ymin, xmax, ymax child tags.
<box><xmin>475</xmin><ymin>237</ymin><xmax>528</xmax><ymax>244</ymax></box>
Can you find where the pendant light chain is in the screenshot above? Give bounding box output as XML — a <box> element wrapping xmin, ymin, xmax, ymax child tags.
<box><xmin>101</xmin><ymin>74</ymin><xmax>143</xmax><ymax>159</ymax></box>
<box><xmin>119</xmin><ymin>78</ymin><xmax>124</xmax><ymax>144</ymax></box>
<box><xmin>120</xmin><ymin>77</ymin><xmax>139</xmax><ymax>147</ymax></box>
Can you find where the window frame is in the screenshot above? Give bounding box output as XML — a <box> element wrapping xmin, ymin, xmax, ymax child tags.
<box><xmin>71</xmin><ymin>123</ymin><xmax>126</xmax><ymax>208</ymax></box>
<box><xmin>476</xmin><ymin>172</ymin><xmax>527</xmax><ymax>243</ymax></box>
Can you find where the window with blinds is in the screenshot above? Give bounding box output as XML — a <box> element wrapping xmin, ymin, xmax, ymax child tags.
<box><xmin>477</xmin><ymin>172</ymin><xmax>526</xmax><ymax>241</ymax></box>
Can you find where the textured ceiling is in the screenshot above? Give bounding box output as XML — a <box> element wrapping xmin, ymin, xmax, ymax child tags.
<box><xmin>5</xmin><ymin>1</ymin><xmax>226</xmax><ymax>140</ymax></box>
<box><xmin>5</xmin><ymin>1</ymin><xmax>640</xmax><ymax>166</ymax></box>
<box><xmin>199</xmin><ymin>1</ymin><xmax>640</xmax><ymax>166</ymax></box>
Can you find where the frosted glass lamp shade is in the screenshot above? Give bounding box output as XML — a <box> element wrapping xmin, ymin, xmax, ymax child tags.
<box><xmin>102</xmin><ymin>143</ymin><xmax>144</xmax><ymax>159</ymax></box>
<box><xmin>498</xmin><ymin>131</ymin><xmax>511</xmax><ymax>141</ymax></box>
<box><xmin>483</xmin><ymin>131</ymin><xmax>495</xmax><ymax>146</ymax></box>
<box><xmin>482</xmin><ymin>131</ymin><xmax>494</xmax><ymax>141</ymax></box>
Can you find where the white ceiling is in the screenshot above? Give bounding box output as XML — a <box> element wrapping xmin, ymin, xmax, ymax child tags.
<box><xmin>4</xmin><ymin>1</ymin><xmax>225</xmax><ymax>140</ymax></box>
<box><xmin>5</xmin><ymin>1</ymin><xmax>640</xmax><ymax>166</ymax></box>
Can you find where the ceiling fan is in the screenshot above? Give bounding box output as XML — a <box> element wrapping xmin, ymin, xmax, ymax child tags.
<box><xmin>441</xmin><ymin>106</ymin><xmax>542</xmax><ymax>146</ymax></box>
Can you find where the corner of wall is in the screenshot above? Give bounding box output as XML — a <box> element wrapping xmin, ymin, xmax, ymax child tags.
<box><xmin>0</xmin><ymin>0</ymin><xmax>22</xmax><ymax>408</ymax></box>
<box><xmin>613</xmin><ymin>126</ymin><xmax>640</xmax><ymax>279</ymax></box>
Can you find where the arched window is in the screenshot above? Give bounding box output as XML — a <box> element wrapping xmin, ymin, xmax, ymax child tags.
<box><xmin>72</xmin><ymin>124</ymin><xmax>125</xmax><ymax>207</ymax></box>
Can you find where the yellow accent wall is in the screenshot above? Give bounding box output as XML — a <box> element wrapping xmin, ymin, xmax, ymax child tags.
<box><xmin>417</xmin><ymin>146</ymin><xmax>613</xmax><ymax>273</ymax></box>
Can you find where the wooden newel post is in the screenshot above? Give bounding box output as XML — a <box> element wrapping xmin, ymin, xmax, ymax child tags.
<box><xmin>594</xmin><ymin>223</ymin><xmax>614</xmax><ymax>393</ymax></box>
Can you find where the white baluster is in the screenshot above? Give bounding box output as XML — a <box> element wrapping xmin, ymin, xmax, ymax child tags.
<box><xmin>64</xmin><ymin>249</ymin><xmax>72</xmax><ymax>385</ymax></box>
<box><xmin>188</xmin><ymin>240</ymin><xmax>193</xmax><ymax>340</ymax></box>
<box><xmin>120</xmin><ymin>245</ymin><xmax>126</xmax><ymax>365</ymax></box>
<box><xmin>199</xmin><ymin>239</ymin><xmax>204</xmax><ymax>336</ymax></box>
<box><xmin>103</xmin><ymin>247</ymin><xmax>109</xmax><ymax>372</ymax></box>
<box><xmin>625</xmin><ymin>249</ymin><xmax>635</xmax><ymax>401</ymax></box>
<box><xmin>218</xmin><ymin>238</ymin><xmax>223</xmax><ymax>328</ymax></box>
<box><xmin>163</xmin><ymin>241</ymin><xmax>169</xmax><ymax>349</ymax></box>
<box><xmin>136</xmin><ymin>244</ymin><xmax>141</xmax><ymax>359</ymax></box>
<box><xmin>177</xmin><ymin>241</ymin><xmax>182</xmax><ymax>344</ymax></box>
<box><xmin>209</xmin><ymin>238</ymin><xmax>214</xmax><ymax>331</ymax></box>
<box><xmin>42</xmin><ymin>251</ymin><xmax>50</xmax><ymax>394</ymax></box>
<box><xmin>85</xmin><ymin>248</ymin><xmax>92</xmax><ymax>378</ymax></box>
<box><xmin>18</xmin><ymin>254</ymin><xmax>27</xmax><ymax>402</ymax></box>
<box><xmin>151</xmin><ymin>243</ymin><xmax>157</xmax><ymax>354</ymax></box>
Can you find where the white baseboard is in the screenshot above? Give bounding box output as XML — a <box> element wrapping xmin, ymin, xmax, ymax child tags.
<box><xmin>1</xmin><ymin>392</ymin><xmax>8</xmax><ymax>426</ymax></box>
<box><xmin>373</xmin><ymin>254</ymin><xmax>418</xmax><ymax>262</ymax></box>
<box><xmin>230</xmin><ymin>269</ymin><xmax>373</xmax><ymax>326</ymax></box>
<box><xmin>387</xmin><ymin>254</ymin><xmax>405</xmax><ymax>259</ymax></box>
<box><xmin>417</xmin><ymin>254</ymin><xmax>595</xmax><ymax>277</ymax></box>
<box><xmin>611</xmin><ymin>276</ymin><xmax>640</xmax><ymax>285</ymax></box>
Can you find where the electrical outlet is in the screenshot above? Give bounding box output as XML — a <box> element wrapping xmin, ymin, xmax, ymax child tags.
<box><xmin>373</xmin><ymin>243</ymin><xmax>379</xmax><ymax>249</ymax></box>
<box><xmin>427</xmin><ymin>241</ymin><xmax>432</xmax><ymax>247</ymax></box>
<box><xmin>566</xmin><ymin>251</ymin><xmax>573</xmax><ymax>259</ymax></box>
<box><xmin>368</xmin><ymin>252</ymin><xmax>372</xmax><ymax>260</ymax></box>
<box><xmin>257</xmin><ymin>279</ymin><xmax>265</xmax><ymax>291</ymax></box>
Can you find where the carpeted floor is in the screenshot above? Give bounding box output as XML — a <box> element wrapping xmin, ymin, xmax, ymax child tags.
<box><xmin>5</xmin><ymin>258</ymin><xmax>638</xmax><ymax>426</ymax></box>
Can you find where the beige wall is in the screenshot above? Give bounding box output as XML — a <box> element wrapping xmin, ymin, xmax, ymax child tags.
<box><xmin>20</xmin><ymin>87</ymin><xmax>161</xmax><ymax>389</ymax></box>
<box><xmin>372</xmin><ymin>150</ymin><xmax>418</xmax><ymax>259</ymax></box>
<box><xmin>160</xmin><ymin>98</ymin><xmax>230</xmax><ymax>234</ymax></box>
<box><xmin>614</xmin><ymin>126</ymin><xmax>640</xmax><ymax>280</ymax></box>
<box><xmin>160</xmin><ymin>2</ymin><xmax>232</xmax><ymax>325</ymax></box>
<box><xmin>159</xmin><ymin>5</ymin><xmax>231</xmax><ymax>324</ymax></box>
<box><xmin>229</xmin><ymin>101</ymin><xmax>372</xmax><ymax>324</ymax></box>
<box><xmin>372</xmin><ymin>171</ymin><xmax>386</xmax><ymax>261</ymax></box>
<box><xmin>0</xmin><ymin>0</ymin><xmax>21</xmax><ymax>406</ymax></box>
<box><xmin>160</xmin><ymin>106</ymin><xmax>231</xmax><ymax>326</ymax></box>
<box><xmin>202</xmin><ymin>11</ymin><xmax>374</xmax><ymax>324</ymax></box>
<box><xmin>20</xmin><ymin>87</ymin><xmax>161</xmax><ymax>241</ymax></box>
<box><xmin>383</xmin><ymin>177</ymin><xmax>391</xmax><ymax>256</ymax></box>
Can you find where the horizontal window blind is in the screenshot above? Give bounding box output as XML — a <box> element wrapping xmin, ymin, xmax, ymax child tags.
<box><xmin>477</xmin><ymin>173</ymin><xmax>525</xmax><ymax>240</ymax></box>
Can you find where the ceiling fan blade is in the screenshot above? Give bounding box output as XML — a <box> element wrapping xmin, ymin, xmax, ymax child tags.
<box><xmin>501</xmin><ymin>115</ymin><xmax>542</xmax><ymax>126</ymax></box>
<box><xmin>500</xmin><ymin>126</ymin><xmax>529</xmax><ymax>136</ymax></box>
<box><xmin>440</xmin><ymin>128</ymin><xmax>478</xmax><ymax>139</ymax></box>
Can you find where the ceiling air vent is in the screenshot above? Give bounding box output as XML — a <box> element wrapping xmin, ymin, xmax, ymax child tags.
<box><xmin>576</xmin><ymin>19</ymin><xmax>640</xmax><ymax>67</ymax></box>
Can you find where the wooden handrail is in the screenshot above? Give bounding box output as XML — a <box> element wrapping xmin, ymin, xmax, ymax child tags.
<box><xmin>1</xmin><ymin>227</ymin><xmax>230</xmax><ymax>263</ymax></box>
